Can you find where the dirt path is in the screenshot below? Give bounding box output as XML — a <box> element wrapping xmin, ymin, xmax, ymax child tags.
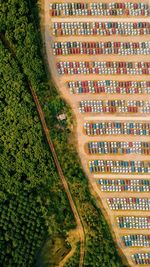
<box><xmin>58</xmin><ymin>229</ymin><xmax>79</xmax><ymax>267</ymax></box>
<box><xmin>51</xmin><ymin>16</ymin><xmax>150</xmax><ymax>23</ymax></box>
<box><xmin>30</xmin><ymin>86</ymin><xmax>85</xmax><ymax>267</ymax></box>
<box><xmin>58</xmin><ymin>246</ymin><xmax>76</xmax><ymax>267</ymax></box>
<box><xmin>39</xmin><ymin>1</ymin><xmax>86</xmax><ymax>266</ymax></box>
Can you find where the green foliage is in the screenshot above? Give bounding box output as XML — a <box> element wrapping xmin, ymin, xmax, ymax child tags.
<box><xmin>35</xmin><ymin>236</ymin><xmax>71</xmax><ymax>267</ymax></box>
<box><xmin>0</xmin><ymin>41</ymin><xmax>75</xmax><ymax>266</ymax></box>
<box><xmin>0</xmin><ymin>191</ymin><xmax>45</xmax><ymax>267</ymax></box>
<box><xmin>0</xmin><ymin>0</ymin><xmax>48</xmax><ymax>95</ymax></box>
<box><xmin>0</xmin><ymin>1</ymin><xmax>75</xmax><ymax>264</ymax></box>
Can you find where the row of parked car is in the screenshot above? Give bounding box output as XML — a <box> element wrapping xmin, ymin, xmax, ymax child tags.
<box><xmin>132</xmin><ymin>253</ymin><xmax>150</xmax><ymax>265</ymax></box>
<box><xmin>87</xmin><ymin>141</ymin><xmax>150</xmax><ymax>155</ymax></box>
<box><xmin>84</xmin><ymin>122</ymin><xmax>150</xmax><ymax>136</ymax></box>
<box><xmin>88</xmin><ymin>141</ymin><xmax>150</xmax><ymax>148</ymax></box>
<box><xmin>89</xmin><ymin>160</ymin><xmax>150</xmax><ymax>174</ymax></box>
<box><xmin>98</xmin><ymin>179</ymin><xmax>150</xmax><ymax>186</ymax></box>
<box><xmin>53</xmin><ymin>22</ymin><xmax>150</xmax><ymax>36</ymax></box>
<box><xmin>122</xmin><ymin>234</ymin><xmax>150</xmax><ymax>247</ymax></box>
<box><xmin>57</xmin><ymin>61</ymin><xmax>150</xmax><ymax>75</ymax></box>
<box><xmin>97</xmin><ymin>179</ymin><xmax>150</xmax><ymax>192</ymax></box>
<box><xmin>117</xmin><ymin>216</ymin><xmax>150</xmax><ymax>229</ymax></box>
<box><xmin>107</xmin><ymin>197</ymin><xmax>150</xmax><ymax>211</ymax></box>
<box><xmin>68</xmin><ymin>80</ymin><xmax>150</xmax><ymax>94</ymax></box>
<box><xmin>57</xmin><ymin>61</ymin><xmax>150</xmax><ymax>68</ymax></box>
<box><xmin>49</xmin><ymin>2</ymin><xmax>149</xmax><ymax>17</ymax></box>
<box><xmin>79</xmin><ymin>100</ymin><xmax>150</xmax><ymax>114</ymax></box>
<box><xmin>52</xmin><ymin>41</ymin><xmax>150</xmax><ymax>56</ymax></box>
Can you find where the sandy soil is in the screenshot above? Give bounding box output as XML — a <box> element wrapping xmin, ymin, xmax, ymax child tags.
<box><xmin>58</xmin><ymin>229</ymin><xmax>79</xmax><ymax>267</ymax></box>
<box><xmin>44</xmin><ymin>1</ymin><xmax>150</xmax><ymax>266</ymax></box>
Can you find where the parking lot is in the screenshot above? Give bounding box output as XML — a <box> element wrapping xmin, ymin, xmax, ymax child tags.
<box><xmin>45</xmin><ymin>1</ymin><xmax>150</xmax><ymax>265</ymax></box>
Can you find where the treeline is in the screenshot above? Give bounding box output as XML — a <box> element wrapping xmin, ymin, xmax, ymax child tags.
<box><xmin>0</xmin><ymin>0</ymin><xmax>128</xmax><ymax>266</ymax></box>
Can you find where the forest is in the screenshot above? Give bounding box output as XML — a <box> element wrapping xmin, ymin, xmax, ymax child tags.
<box><xmin>0</xmin><ymin>2</ymin><xmax>75</xmax><ymax>266</ymax></box>
<box><xmin>0</xmin><ymin>0</ymin><xmax>128</xmax><ymax>266</ymax></box>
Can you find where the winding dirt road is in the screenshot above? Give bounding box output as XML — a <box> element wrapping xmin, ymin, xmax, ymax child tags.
<box><xmin>30</xmin><ymin>87</ymin><xmax>85</xmax><ymax>267</ymax></box>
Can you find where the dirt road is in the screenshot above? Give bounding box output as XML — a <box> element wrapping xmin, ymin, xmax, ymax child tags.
<box><xmin>30</xmin><ymin>82</ymin><xmax>85</xmax><ymax>267</ymax></box>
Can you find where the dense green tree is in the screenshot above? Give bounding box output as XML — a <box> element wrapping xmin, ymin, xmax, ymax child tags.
<box><xmin>0</xmin><ymin>29</ymin><xmax>74</xmax><ymax>267</ymax></box>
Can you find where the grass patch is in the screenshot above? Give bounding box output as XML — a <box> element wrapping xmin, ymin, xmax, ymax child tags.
<box><xmin>35</xmin><ymin>236</ymin><xmax>71</xmax><ymax>267</ymax></box>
